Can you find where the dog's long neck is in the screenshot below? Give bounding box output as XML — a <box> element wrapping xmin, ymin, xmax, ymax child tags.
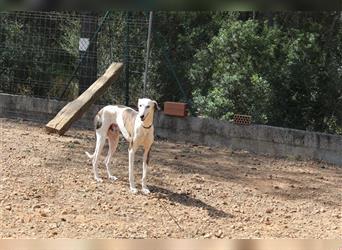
<box><xmin>141</xmin><ymin>109</ymin><xmax>155</xmax><ymax>128</ymax></box>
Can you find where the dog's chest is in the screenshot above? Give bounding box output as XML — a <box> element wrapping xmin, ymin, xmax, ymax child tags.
<box><xmin>136</xmin><ymin>127</ymin><xmax>151</xmax><ymax>137</ymax></box>
<box><xmin>134</xmin><ymin>127</ymin><xmax>153</xmax><ymax>145</ymax></box>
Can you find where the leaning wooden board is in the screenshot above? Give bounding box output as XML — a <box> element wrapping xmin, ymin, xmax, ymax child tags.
<box><xmin>46</xmin><ymin>62</ymin><xmax>123</xmax><ymax>135</ymax></box>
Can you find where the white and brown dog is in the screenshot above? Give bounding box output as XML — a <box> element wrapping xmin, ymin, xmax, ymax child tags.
<box><xmin>85</xmin><ymin>98</ymin><xmax>159</xmax><ymax>194</ymax></box>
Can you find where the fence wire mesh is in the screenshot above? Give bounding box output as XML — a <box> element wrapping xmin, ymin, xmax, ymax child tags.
<box><xmin>0</xmin><ymin>11</ymin><xmax>149</xmax><ymax>106</ymax></box>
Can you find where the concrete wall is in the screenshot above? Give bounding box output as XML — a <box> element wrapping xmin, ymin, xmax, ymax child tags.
<box><xmin>0</xmin><ymin>93</ymin><xmax>99</xmax><ymax>129</ymax></box>
<box><xmin>1</xmin><ymin>93</ymin><xmax>341</xmax><ymax>165</ymax></box>
<box><xmin>155</xmin><ymin>114</ymin><xmax>342</xmax><ymax>165</ymax></box>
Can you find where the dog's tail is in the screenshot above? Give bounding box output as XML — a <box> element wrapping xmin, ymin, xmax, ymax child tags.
<box><xmin>85</xmin><ymin>151</ymin><xmax>95</xmax><ymax>159</ymax></box>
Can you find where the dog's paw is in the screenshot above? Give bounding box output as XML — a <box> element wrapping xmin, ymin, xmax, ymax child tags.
<box><xmin>108</xmin><ymin>175</ymin><xmax>117</xmax><ymax>181</ymax></box>
<box><xmin>94</xmin><ymin>176</ymin><xmax>103</xmax><ymax>183</ymax></box>
<box><xmin>142</xmin><ymin>187</ymin><xmax>150</xmax><ymax>195</ymax></box>
<box><xmin>130</xmin><ymin>187</ymin><xmax>138</xmax><ymax>194</ymax></box>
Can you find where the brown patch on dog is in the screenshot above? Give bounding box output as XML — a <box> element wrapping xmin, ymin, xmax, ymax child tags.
<box><xmin>122</xmin><ymin>108</ymin><xmax>137</xmax><ymax>137</ymax></box>
<box><xmin>94</xmin><ymin>109</ymin><xmax>103</xmax><ymax>130</ymax></box>
<box><xmin>95</xmin><ymin>119</ymin><xmax>102</xmax><ymax>130</ymax></box>
<box><xmin>146</xmin><ymin>148</ymin><xmax>151</xmax><ymax>164</ymax></box>
<box><xmin>109</xmin><ymin>123</ymin><xmax>118</xmax><ymax>132</ymax></box>
<box><xmin>107</xmin><ymin>124</ymin><xmax>119</xmax><ymax>140</ymax></box>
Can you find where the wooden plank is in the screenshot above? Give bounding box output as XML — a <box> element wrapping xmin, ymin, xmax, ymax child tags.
<box><xmin>46</xmin><ymin>62</ymin><xmax>123</xmax><ymax>135</ymax></box>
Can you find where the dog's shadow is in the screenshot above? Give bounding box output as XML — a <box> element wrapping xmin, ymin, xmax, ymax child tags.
<box><xmin>149</xmin><ymin>185</ymin><xmax>232</xmax><ymax>219</ymax></box>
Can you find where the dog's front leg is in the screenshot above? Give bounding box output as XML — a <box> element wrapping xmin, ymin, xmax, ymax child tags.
<box><xmin>128</xmin><ymin>145</ymin><xmax>138</xmax><ymax>194</ymax></box>
<box><xmin>142</xmin><ymin>143</ymin><xmax>152</xmax><ymax>194</ymax></box>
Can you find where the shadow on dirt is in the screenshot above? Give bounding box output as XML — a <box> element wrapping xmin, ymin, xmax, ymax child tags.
<box><xmin>150</xmin><ymin>185</ymin><xmax>233</xmax><ymax>219</ymax></box>
<box><xmin>154</xmin><ymin>143</ymin><xmax>342</xmax><ymax>208</ymax></box>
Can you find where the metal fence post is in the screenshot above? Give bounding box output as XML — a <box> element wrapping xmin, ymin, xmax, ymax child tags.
<box><xmin>79</xmin><ymin>12</ymin><xmax>98</xmax><ymax>95</ymax></box>
<box><xmin>124</xmin><ymin>11</ymin><xmax>130</xmax><ymax>106</ymax></box>
<box><xmin>143</xmin><ymin>11</ymin><xmax>153</xmax><ymax>97</ymax></box>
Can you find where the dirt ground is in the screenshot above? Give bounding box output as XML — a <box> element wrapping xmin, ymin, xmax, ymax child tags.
<box><xmin>1</xmin><ymin>118</ymin><xmax>341</xmax><ymax>239</ymax></box>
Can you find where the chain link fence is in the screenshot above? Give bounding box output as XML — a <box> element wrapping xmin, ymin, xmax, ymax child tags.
<box><xmin>0</xmin><ymin>11</ymin><xmax>150</xmax><ymax>106</ymax></box>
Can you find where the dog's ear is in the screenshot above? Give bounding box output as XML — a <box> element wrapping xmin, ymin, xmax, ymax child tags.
<box><xmin>152</xmin><ymin>100</ymin><xmax>160</xmax><ymax>111</ymax></box>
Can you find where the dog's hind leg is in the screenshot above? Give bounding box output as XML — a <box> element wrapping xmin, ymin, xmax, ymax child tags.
<box><xmin>105</xmin><ymin>125</ymin><xmax>120</xmax><ymax>181</ymax></box>
<box><xmin>92</xmin><ymin>130</ymin><xmax>106</xmax><ymax>182</ymax></box>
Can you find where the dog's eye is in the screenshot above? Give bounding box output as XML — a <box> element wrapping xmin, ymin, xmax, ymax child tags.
<box><xmin>139</xmin><ymin>105</ymin><xmax>142</xmax><ymax>107</ymax></box>
<box><xmin>146</xmin><ymin>105</ymin><xmax>150</xmax><ymax>108</ymax></box>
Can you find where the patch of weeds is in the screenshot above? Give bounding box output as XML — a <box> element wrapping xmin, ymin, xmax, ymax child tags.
<box><xmin>287</xmin><ymin>154</ymin><xmax>302</xmax><ymax>161</ymax></box>
<box><xmin>182</xmin><ymin>148</ymin><xmax>191</xmax><ymax>154</ymax></box>
<box><xmin>295</xmin><ymin>155</ymin><xmax>302</xmax><ymax>161</ymax></box>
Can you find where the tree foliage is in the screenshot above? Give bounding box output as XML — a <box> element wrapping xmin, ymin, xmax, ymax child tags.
<box><xmin>151</xmin><ymin>11</ymin><xmax>341</xmax><ymax>134</ymax></box>
<box><xmin>0</xmin><ymin>11</ymin><xmax>341</xmax><ymax>134</ymax></box>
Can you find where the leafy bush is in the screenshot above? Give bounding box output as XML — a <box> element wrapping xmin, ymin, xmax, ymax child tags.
<box><xmin>190</xmin><ymin>17</ymin><xmax>342</xmax><ymax>134</ymax></box>
<box><xmin>190</xmin><ymin>20</ymin><xmax>278</xmax><ymax>123</ymax></box>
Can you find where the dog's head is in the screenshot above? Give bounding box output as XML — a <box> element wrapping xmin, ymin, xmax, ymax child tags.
<box><xmin>137</xmin><ymin>98</ymin><xmax>160</xmax><ymax>121</ymax></box>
